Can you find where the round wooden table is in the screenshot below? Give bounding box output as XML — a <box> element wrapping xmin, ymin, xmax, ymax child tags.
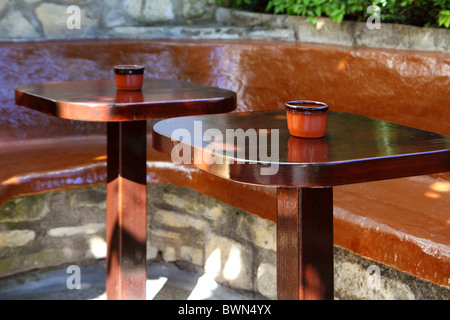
<box><xmin>15</xmin><ymin>79</ymin><xmax>236</xmax><ymax>300</ymax></box>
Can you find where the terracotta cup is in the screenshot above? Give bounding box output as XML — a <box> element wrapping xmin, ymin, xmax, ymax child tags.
<box><xmin>285</xmin><ymin>100</ymin><xmax>329</xmax><ymax>138</ymax></box>
<box><xmin>114</xmin><ymin>65</ymin><xmax>145</xmax><ymax>91</ymax></box>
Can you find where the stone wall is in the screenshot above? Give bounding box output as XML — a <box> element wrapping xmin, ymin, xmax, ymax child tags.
<box><xmin>0</xmin><ymin>0</ymin><xmax>216</xmax><ymax>40</ymax></box>
<box><xmin>0</xmin><ymin>186</ymin><xmax>107</xmax><ymax>277</ymax></box>
<box><xmin>0</xmin><ymin>1</ymin><xmax>448</xmax><ymax>52</ymax></box>
<box><xmin>1</xmin><ymin>184</ymin><xmax>448</xmax><ymax>300</ymax></box>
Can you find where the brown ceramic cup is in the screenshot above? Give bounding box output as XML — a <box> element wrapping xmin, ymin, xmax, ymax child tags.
<box><xmin>285</xmin><ymin>100</ymin><xmax>329</xmax><ymax>138</ymax></box>
<box><xmin>114</xmin><ymin>65</ymin><xmax>145</xmax><ymax>91</ymax></box>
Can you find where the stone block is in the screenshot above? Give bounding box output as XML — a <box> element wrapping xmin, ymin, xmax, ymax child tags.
<box><xmin>67</xmin><ymin>187</ymin><xmax>106</xmax><ymax>210</ymax></box>
<box><xmin>49</xmin><ymin>187</ymin><xmax>106</xmax><ymax>227</ymax></box>
<box><xmin>0</xmin><ymin>230</ymin><xmax>35</xmax><ymax>248</ymax></box>
<box><xmin>0</xmin><ymin>10</ymin><xmax>40</xmax><ymax>39</ymax></box>
<box><xmin>256</xmin><ymin>262</ymin><xmax>276</xmax><ymax>299</ymax></box>
<box><xmin>47</xmin><ymin>223</ymin><xmax>105</xmax><ymax>237</ymax></box>
<box><xmin>101</xmin><ymin>1</ymin><xmax>132</xmax><ymax>29</ymax></box>
<box><xmin>150</xmin><ymin>228</ymin><xmax>182</xmax><ymax>240</ymax></box>
<box><xmin>181</xmin><ymin>0</ymin><xmax>214</xmax><ymax>21</ymax></box>
<box><xmin>204</xmin><ymin>233</ymin><xmax>253</xmax><ymax>290</ymax></box>
<box><xmin>35</xmin><ymin>3</ymin><xmax>97</xmax><ymax>39</ymax></box>
<box><xmin>153</xmin><ymin>209</ymin><xmax>206</xmax><ymax>231</ymax></box>
<box><xmin>147</xmin><ymin>244</ymin><xmax>159</xmax><ymax>260</ymax></box>
<box><xmin>0</xmin><ymin>0</ymin><xmax>11</xmax><ymax>16</ymax></box>
<box><xmin>236</xmin><ymin>214</ymin><xmax>276</xmax><ymax>251</ymax></box>
<box><xmin>335</xmin><ymin>260</ymin><xmax>416</xmax><ymax>300</ymax></box>
<box><xmin>180</xmin><ymin>245</ymin><xmax>203</xmax><ymax>266</ymax></box>
<box><xmin>161</xmin><ymin>188</ymin><xmax>225</xmax><ymax>224</ymax></box>
<box><xmin>0</xmin><ymin>194</ymin><xmax>50</xmax><ymax>223</ymax></box>
<box><xmin>286</xmin><ymin>15</ymin><xmax>355</xmax><ymax>46</ymax></box>
<box><xmin>122</xmin><ymin>0</ymin><xmax>143</xmax><ymax>20</ymax></box>
<box><xmin>203</xmin><ymin>205</ymin><xmax>223</xmax><ymax>221</ymax></box>
<box><xmin>162</xmin><ymin>246</ymin><xmax>177</xmax><ymax>262</ymax></box>
<box><xmin>247</xmin><ymin>28</ymin><xmax>295</xmax><ymax>41</ymax></box>
<box><xmin>334</xmin><ymin>246</ymin><xmax>450</xmax><ymax>300</ymax></box>
<box><xmin>140</xmin><ymin>0</ymin><xmax>174</xmax><ymax>24</ymax></box>
<box><xmin>354</xmin><ymin>22</ymin><xmax>405</xmax><ymax>50</ymax></box>
<box><xmin>432</xmin><ymin>28</ymin><xmax>450</xmax><ymax>52</ymax></box>
<box><xmin>0</xmin><ymin>249</ymin><xmax>72</xmax><ymax>278</ymax></box>
<box><xmin>163</xmin><ymin>192</ymin><xmax>201</xmax><ymax>212</ymax></box>
<box><xmin>214</xmin><ymin>7</ymin><xmax>232</xmax><ymax>25</ymax></box>
<box><xmin>217</xmin><ymin>7</ymin><xmax>285</xmax><ymax>28</ymax></box>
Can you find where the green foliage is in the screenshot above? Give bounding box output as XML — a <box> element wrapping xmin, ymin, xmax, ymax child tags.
<box><xmin>439</xmin><ymin>9</ymin><xmax>450</xmax><ymax>27</ymax></box>
<box><xmin>266</xmin><ymin>0</ymin><xmax>347</xmax><ymax>24</ymax></box>
<box><xmin>211</xmin><ymin>0</ymin><xmax>450</xmax><ymax>28</ymax></box>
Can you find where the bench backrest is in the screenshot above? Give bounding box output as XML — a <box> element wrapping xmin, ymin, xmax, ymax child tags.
<box><xmin>1</xmin><ymin>39</ymin><xmax>449</xmax><ymax>144</ymax></box>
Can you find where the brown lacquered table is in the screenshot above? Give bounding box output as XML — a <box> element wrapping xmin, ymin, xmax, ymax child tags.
<box><xmin>15</xmin><ymin>79</ymin><xmax>236</xmax><ymax>300</ymax></box>
<box><xmin>152</xmin><ymin>109</ymin><xmax>450</xmax><ymax>300</ymax></box>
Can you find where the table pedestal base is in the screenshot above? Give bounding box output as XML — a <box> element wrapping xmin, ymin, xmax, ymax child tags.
<box><xmin>106</xmin><ymin>121</ymin><xmax>147</xmax><ymax>300</ymax></box>
<box><xmin>277</xmin><ymin>187</ymin><xmax>334</xmax><ymax>300</ymax></box>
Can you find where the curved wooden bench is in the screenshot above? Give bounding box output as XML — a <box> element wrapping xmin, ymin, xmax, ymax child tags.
<box><xmin>0</xmin><ymin>39</ymin><xmax>448</xmax><ymax>289</ymax></box>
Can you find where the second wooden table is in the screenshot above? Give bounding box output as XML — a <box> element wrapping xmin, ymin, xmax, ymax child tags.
<box><xmin>152</xmin><ymin>109</ymin><xmax>450</xmax><ymax>300</ymax></box>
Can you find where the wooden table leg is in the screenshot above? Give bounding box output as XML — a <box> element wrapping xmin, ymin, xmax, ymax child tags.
<box><xmin>277</xmin><ymin>187</ymin><xmax>334</xmax><ymax>300</ymax></box>
<box><xmin>106</xmin><ymin>121</ymin><xmax>147</xmax><ymax>300</ymax></box>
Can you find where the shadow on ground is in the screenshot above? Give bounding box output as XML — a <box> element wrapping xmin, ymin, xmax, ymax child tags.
<box><xmin>0</xmin><ymin>259</ymin><xmax>265</xmax><ymax>300</ymax></box>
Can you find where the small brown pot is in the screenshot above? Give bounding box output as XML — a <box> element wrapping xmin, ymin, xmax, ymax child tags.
<box><xmin>285</xmin><ymin>100</ymin><xmax>329</xmax><ymax>138</ymax></box>
<box><xmin>114</xmin><ymin>65</ymin><xmax>145</xmax><ymax>91</ymax></box>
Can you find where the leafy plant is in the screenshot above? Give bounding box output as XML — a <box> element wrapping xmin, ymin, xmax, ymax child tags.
<box><xmin>439</xmin><ymin>9</ymin><xmax>450</xmax><ymax>27</ymax></box>
<box><xmin>266</xmin><ymin>0</ymin><xmax>347</xmax><ymax>24</ymax></box>
<box><xmin>211</xmin><ymin>0</ymin><xmax>450</xmax><ymax>28</ymax></box>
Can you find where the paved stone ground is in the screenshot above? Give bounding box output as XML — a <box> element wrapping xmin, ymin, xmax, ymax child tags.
<box><xmin>0</xmin><ymin>258</ymin><xmax>265</xmax><ymax>300</ymax></box>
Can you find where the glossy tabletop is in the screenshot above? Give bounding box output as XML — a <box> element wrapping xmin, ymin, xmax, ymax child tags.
<box><xmin>15</xmin><ymin>79</ymin><xmax>237</xmax><ymax>121</ymax></box>
<box><xmin>153</xmin><ymin>109</ymin><xmax>450</xmax><ymax>300</ymax></box>
<box><xmin>153</xmin><ymin>109</ymin><xmax>450</xmax><ymax>187</ymax></box>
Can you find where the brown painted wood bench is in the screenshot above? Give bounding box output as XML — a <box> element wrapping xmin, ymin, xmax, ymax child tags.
<box><xmin>0</xmin><ymin>39</ymin><xmax>449</xmax><ymax>290</ymax></box>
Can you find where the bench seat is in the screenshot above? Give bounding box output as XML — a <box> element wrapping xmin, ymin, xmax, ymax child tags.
<box><xmin>1</xmin><ymin>131</ymin><xmax>448</xmax><ymax>288</ymax></box>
